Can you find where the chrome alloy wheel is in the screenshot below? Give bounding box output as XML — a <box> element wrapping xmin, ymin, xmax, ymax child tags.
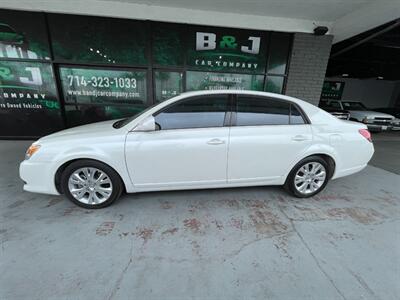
<box><xmin>68</xmin><ymin>167</ymin><xmax>113</xmax><ymax>205</ymax></box>
<box><xmin>294</xmin><ymin>162</ymin><xmax>326</xmax><ymax>195</ymax></box>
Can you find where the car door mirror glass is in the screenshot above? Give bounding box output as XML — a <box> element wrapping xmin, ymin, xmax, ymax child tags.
<box><xmin>133</xmin><ymin>116</ymin><xmax>156</xmax><ymax>132</ymax></box>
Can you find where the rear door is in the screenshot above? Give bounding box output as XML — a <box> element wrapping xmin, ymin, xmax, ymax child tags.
<box><xmin>227</xmin><ymin>95</ymin><xmax>313</xmax><ymax>184</ymax></box>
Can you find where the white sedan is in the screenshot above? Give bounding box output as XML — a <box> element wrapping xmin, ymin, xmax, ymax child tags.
<box><xmin>20</xmin><ymin>90</ymin><xmax>374</xmax><ymax>208</ymax></box>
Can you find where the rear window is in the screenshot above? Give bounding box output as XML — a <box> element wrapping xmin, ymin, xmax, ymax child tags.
<box><xmin>236</xmin><ymin>96</ymin><xmax>290</xmax><ymax>126</ymax></box>
<box><xmin>290</xmin><ymin>104</ymin><xmax>306</xmax><ymax>124</ymax></box>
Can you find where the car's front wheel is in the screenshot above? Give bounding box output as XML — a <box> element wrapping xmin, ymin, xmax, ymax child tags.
<box><xmin>285</xmin><ymin>156</ymin><xmax>330</xmax><ymax>198</ymax></box>
<box><xmin>61</xmin><ymin>160</ymin><xmax>123</xmax><ymax>208</ymax></box>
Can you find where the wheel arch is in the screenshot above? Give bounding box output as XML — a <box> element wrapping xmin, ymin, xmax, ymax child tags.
<box><xmin>285</xmin><ymin>153</ymin><xmax>337</xmax><ymax>183</ymax></box>
<box><xmin>54</xmin><ymin>158</ymin><xmax>127</xmax><ymax>194</ymax></box>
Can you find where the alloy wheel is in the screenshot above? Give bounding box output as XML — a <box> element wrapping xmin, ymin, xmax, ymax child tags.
<box><xmin>68</xmin><ymin>167</ymin><xmax>113</xmax><ymax>205</ymax></box>
<box><xmin>294</xmin><ymin>162</ymin><xmax>326</xmax><ymax>195</ymax></box>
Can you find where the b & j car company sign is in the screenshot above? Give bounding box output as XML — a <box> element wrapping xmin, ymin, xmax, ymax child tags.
<box><xmin>0</xmin><ymin>61</ymin><xmax>62</xmax><ymax>136</ymax></box>
<box><xmin>0</xmin><ymin>61</ymin><xmax>60</xmax><ymax>111</ymax></box>
<box><xmin>187</xmin><ymin>28</ymin><xmax>267</xmax><ymax>74</ymax></box>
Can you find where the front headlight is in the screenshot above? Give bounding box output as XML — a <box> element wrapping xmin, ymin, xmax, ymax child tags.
<box><xmin>391</xmin><ymin>119</ymin><xmax>400</xmax><ymax>126</ymax></box>
<box><xmin>25</xmin><ymin>144</ymin><xmax>41</xmax><ymax>160</ymax></box>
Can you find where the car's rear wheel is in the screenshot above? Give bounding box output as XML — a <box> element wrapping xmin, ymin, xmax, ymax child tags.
<box><xmin>61</xmin><ymin>160</ymin><xmax>123</xmax><ymax>208</ymax></box>
<box><xmin>285</xmin><ymin>156</ymin><xmax>330</xmax><ymax>198</ymax></box>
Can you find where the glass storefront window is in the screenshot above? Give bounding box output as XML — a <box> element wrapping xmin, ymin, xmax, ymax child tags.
<box><xmin>48</xmin><ymin>14</ymin><xmax>147</xmax><ymax>65</ymax></box>
<box><xmin>265</xmin><ymin>76</ymin><xmax>285</xmax><ymax>94</ymax></box>
<box><xmin>154</xmin><ymin>71</ymin><xmax>183</xmax><ymax>102</ymax></box>
<box><xmin>267</xmin><ymin>33</ymin><xmax>291</xmax><ymax>74</ymax></box>
<box><xmin>0</xmin><ymin>9</ymin><xmax>294</xmax><ymax>137</ymax></box>
<box><xmin>0</xmin><ymin>9</ymin><xmax>50</xmax><ymax>60</ymax></box>
<box><xmin>59</xmin><ymin>67</ymin><xmax>147</xmax><ymax>105</ymax></box>
<box><xmin>152</xmin><ymin>23</ymin><xmax>184</xmax><ymax>66</ymax></box>
<box><xmin>64</xmin><ymin>104</ymin><xmax>145</xmax><ymax>127</ymax></box>
<box><xmin>186</xmin><ymin>27</ymin><xmax>267</xmax><ymax>74</ymax></box>
<box><xmin>187</xmin><ymin>71</ymin><xmax>264</xmax><ymax>91</ymax></box>
<box><xmin>0</xmin><ymin>61</ymin><xmax>62</xmax><ymax>136</ymax></box>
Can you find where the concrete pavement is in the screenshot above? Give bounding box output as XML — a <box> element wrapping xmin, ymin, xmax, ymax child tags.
<box><xmin>1</xmin><ymin>140</ymin><xmax>399</xmax><ymax>300</ymax></box>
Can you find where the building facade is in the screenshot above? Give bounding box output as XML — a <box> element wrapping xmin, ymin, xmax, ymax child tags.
<box><xmin>0</xmin><ymin>9</ymin><xmax>332</xmax><ymax>138</ymax></box>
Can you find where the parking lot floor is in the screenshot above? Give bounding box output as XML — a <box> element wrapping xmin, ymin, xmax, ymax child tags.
<box><xmin>1</xmin><ymin>140</ymin><xmax>399</xmax><ymax>300</ymax></box>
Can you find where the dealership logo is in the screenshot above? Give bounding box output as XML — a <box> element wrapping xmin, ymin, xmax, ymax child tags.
<box><xmin>196</xmin><ymin>32</ymin><xmax>261</xmax><ymax>54</ymax></box>
<box><xmin>0</xmin><ymin>66</ymin><xmax>42</xmax><ymax>85</ymax></box>
<box><xmin>194</xmin><ymin>32</ymin><xmax>261</xmax><ymax>70</ymax></box>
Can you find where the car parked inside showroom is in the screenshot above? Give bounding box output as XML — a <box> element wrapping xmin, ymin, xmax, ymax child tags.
<box><xmin>319</xmin><ymin>99</ymin><xmax>395</xmax><ymax>132</ymax></box>
<box><xmin>20</xmin><ymin>90</ymin><xmax>374</xmax><ymax>208</ymax></box>
<box><xmin>319</xmin><ymin>100</ymin><xmax>350</xmax><ymax>120</ymax></box>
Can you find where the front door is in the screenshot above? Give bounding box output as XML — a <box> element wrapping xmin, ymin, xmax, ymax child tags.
<box><xmin>125</xmin><ymin>94</ymin><xmax>230</xmax><ymax>190</ymax></box>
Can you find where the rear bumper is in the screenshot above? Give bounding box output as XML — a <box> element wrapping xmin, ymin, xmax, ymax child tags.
<box><xmin>19</xmin><ymin>160</ymin><xmax>60</xmax><ymax>195</ymax></box>
<box><xmin>332</xmin><ymin>139</ymin><xmax>374</xmax><ymax>180</ymax></box>
<box><xmin>333</xmin><ymin>164</ymin><xmax>368</xmax><ymax>179</ymax></box>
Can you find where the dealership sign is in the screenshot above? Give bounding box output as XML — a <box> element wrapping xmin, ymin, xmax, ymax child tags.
<box><xmin>188</xmin><ymin>29</ymin><xmax>266</xmax><ymax>73</ymax></box>
<box><xmin>59</xmin><ymin>67</ymin><xmax>147</xmax><ymax>105</ymax></box>
<box><xmin>321</xmin><ymin>81</ymin><xmax>345</xmax><ymax>100</ymax></box>
<box><xmin>0</xmin><ymin>61</ymin><xmax>60</xmax><ymax>110</ymax></box>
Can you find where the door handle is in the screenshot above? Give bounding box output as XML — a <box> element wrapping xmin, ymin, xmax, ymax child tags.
<box><xmin>207</xmin><ymin>138</ymin><xmax>225</xmax><ymax>145</ymax></box>
<box><xmin>292</xmin><ymin>135</ymin><xmax>308</xmax><ymax>142</ymax></box>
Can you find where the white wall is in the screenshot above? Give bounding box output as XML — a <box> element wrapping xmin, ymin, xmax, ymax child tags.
<box><xmin>326</xmin><ymin>77</ymin><xmax>399</xmax><ymax>108</ymax></box>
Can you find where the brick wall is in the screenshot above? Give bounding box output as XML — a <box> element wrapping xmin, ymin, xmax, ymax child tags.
<box><xmin>285</xmin><ymin>33</ymin><xmax>333</xmax><ymax>106</ymax></box>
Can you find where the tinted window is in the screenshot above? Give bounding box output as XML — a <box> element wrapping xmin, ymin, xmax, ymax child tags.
<box><xmin>154</xmin><ymin>71</ymin><xmax>183</xmax><ymax>102</ymax></box>
<box><xmin>342</xmin><ymin>101</ymin><xmax>367</xmax><ymax>110</ymax></box>
<box><xmin>154</xmin><ymin>95</ymin><xmax>228</xmax><ymax>130</ymax></box>
<box><xmin>290</xmin><ymin>104</ymin><xmax>306</xmax><ymax>124</ymax></box>
<box><xmin>186</xmin><ymin>71</ymin><xmax>264</xmax><ymax>91</ymax></box>
<box><xmin>59</xmin><ymin>67</ymin><xmax>147</xmax><ymax>105</ymax></box>
<box><xmin>265</xmin><ymin>76</ymin><xmax>284</xmax><ymax>94</ymax></box>
<box><xmin>48</xmin><ymin>14</ymin><xmax>147</xmax><ymax>65</ymax></box>
<box><xmin>321</xmin><ymin>100</ymin><xmax>341</xmax><ymax>110</ymax></box>
<box><xmin>0</xmin><ymin>9</ymin><xmax>50</xmax><ymax>60</ymax></box>
<box><xmin>236</xmin><ymin>96</ymin><xmax>290</xmax><ymax>126</ymax></box>
<box><xmin>267</xmin><ymin>32</ymin><xmax>291</xmax><ymax>74</ymax></box>
<box><xmin>0</xmin><ymin>61</ymin><xmax>63</xmax><ymax>137</ymax></box>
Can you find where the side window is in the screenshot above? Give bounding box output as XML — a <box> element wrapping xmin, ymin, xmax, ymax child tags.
<box><xmin>154</xmin><ymin>95</ymin><xmax>228</xmax><ymax>130</ymax></box>
<box><xmin>330</xmin><ymin>101</ymin><xmax>342</xmax><ymax>109</ymax></box>
<box><xmin>236</xmin><ymin>96</ymin><xmax>290</xmax><ymax>126</ymax></box>
<box><xmin>320</xmin><ymin>100</ymin><xmax>341</xmax><ymax>110</ymax></box>
<box><xmin>290</xmin><ymin>104</ymin><xmax>306</xmax><ymax>124</ymax></box>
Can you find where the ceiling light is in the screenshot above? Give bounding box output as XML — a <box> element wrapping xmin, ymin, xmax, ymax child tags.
<box><xmin>342</xmin><ymin>73</ymin><xmax>349</xmax><ymax>77</ymax></box>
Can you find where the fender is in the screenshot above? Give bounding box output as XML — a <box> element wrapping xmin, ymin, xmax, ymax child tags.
<box><xmin>50</xmin><ymin>144</ymin><xmax>134</xmax><ymax>193</ymax></box>
<box><xmin>282</xmin><ymin>143</ymin><xmax>340</xmax><ymax>182</ymax></box>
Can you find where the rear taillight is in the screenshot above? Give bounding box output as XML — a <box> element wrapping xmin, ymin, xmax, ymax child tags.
<box><xmin>359</xmin><ymin>129</ymin><xmax>372</xmax><ymax>142</ymax></box>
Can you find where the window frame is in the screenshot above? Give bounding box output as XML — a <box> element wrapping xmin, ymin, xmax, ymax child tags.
<box><xmin>152</xmin><ymin>94</ymin><xmax>233</xmax><ymax>131</ymax></box>
<box><xmin>231</xmin><ymin>94</ymin><xmax>310</xmax><ymax>127</ymax></box>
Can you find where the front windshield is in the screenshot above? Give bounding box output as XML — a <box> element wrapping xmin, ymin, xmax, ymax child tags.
<box><xmin>113</xmin><ymin>103</ymin><xmax>159</xmax><ymax>129</ymax></box>
<box><xmin>341</xmin><ymin>101</ymin><xmax>367</xmax><ymax>111</ymax></box>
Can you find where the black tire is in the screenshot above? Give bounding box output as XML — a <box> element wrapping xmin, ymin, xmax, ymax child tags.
<box><xmin>61</xmin><ymin>159</ymin><xmax>123</xmax><ymax>209</ymax></box>
<box><xmin>284</xmin><ymin>156</ymin><xmax>330</xmax><ymax>198</ymax></box>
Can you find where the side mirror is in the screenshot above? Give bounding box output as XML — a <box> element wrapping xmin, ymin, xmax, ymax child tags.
<box><xmin>133</xmin><ymin>116</ymin><xmax>156</xmax><ymax>132</ymax></box>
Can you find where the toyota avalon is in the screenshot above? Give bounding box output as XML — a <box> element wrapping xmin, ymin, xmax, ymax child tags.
<box><xmin>20</xmin><ymin>90</ymin><xmax>374</xmax><ymax>208</ymax></box>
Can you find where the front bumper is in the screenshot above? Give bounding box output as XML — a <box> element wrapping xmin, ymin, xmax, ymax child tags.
<box><xmin>19</xmin><ymin>160</ymin><xmax>60</xmax><ymax>195</ymax></box>
<box><xmin>365</xmin><ymin>124</ymin><xmax>392</xmax><ymax>132</ymax></box>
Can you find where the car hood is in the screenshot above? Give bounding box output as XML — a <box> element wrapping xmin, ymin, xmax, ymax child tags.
<box><xmin>37</xmin><ymin>119</ymin><xmax>123</xmax><ymax>143</ymax></box>
<box><xmin>349</xmin><ymin>110</ymin><xmax>395</xmax><ymax>119</ymax></box>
